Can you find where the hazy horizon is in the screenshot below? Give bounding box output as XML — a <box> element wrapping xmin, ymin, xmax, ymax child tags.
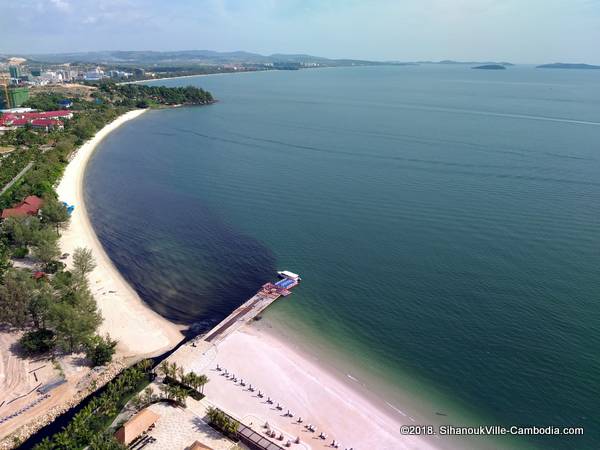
<box><xmin>2</xmin><ymin>0</ymin><xmax>600</xmax><ymax>65</ymax></box>
<box><xmin>4</xmin><ymin>48</ymin><xmax>598</xmax><ymax>67</ymax></box>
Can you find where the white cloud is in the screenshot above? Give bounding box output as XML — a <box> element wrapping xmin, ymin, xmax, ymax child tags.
<box><xmin>49</xmin><ymin>0</ymin><xmax>71</xmax><ymax>12</ymax></box>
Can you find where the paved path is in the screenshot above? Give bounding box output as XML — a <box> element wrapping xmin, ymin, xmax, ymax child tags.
<box><xmin>145</xmin><ymin>401</ymin><xmax>235</xmax><ymax>450</ymax></box>
<box><xmin>0</xmin><ymin>161</ymin><xmax>34</xmax><ymax>196</ymax></box>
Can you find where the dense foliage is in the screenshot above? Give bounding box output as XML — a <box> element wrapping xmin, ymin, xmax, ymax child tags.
<box><xmin>206</xmin><ymin>406</ymin><xmax>240</xmax><ymax>437</ymax></box>
<box><xmin>157</xmin><ymin>360</ymin><xmax>209</xmax><ymax>403</ymax></box>
<box><xmin>97</xmin><ymin>82</ymin><xmax>213</xmax><ymax>107</ymax></box>
<box><xmin>85</xmin><ymin>334</ymin><xmax>117</xmax><ymax>367</ymax></box>
<box><xmin>32</xmin><ymin>360</ymin><xmax>154</xmax><ymax>450</ymax></box>
<box><xmin>0</xmin><ymin>246</ymin><xmax>102</xmax><ymax>355</ymax></box>
<box><xmin>19</xmin><ymin>328</ymin><xmax>56</xmax><ymax>355</ymax></box>
<box><xmin>0</xmin><ymin>146</ymin><xmax>36</xmax><ymax>193</ymax></box>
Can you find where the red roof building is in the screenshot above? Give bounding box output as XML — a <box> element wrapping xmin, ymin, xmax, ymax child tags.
<box><xmin>0</xmin><ymin>110</ymin><xmax>73</xmax><ymax>129</ymax></box>
<box><xmin>30</xmin><ymin>118</ymin><xmax>64</xmax><ymax>131</ymax></box>
<box><xmin>1</xmin><ymin>196</ymin><xmax>44</xmax><ymax>219</ymax></box>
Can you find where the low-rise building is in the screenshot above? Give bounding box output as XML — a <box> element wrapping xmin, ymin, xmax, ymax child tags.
<box><xmin>114</xmin><ymin>408</ymin><xmax>159</xmax><ymax>446</ymax></box>
<box><xmin>1</xmin><ymin>196</ymin><xmax>44</xmax><ymax>220</ymax></box>
<box><xmin>84</xmin><ymin>67</ymin><xmax>106</xmax><ymax>81</ymax></box>
<box><xmin>30</xmin><ymin>118</ymin><xmax>64</xmax><ymax>131</ymax></box>
<box><xmin>39</xmin><ymin>71</ymin><xmax>64</xmax><ymax>84</ymax></box>
<box><xmin>0</xmin><ymin>110</ymin><xmax>72</xmax><ymax>131</ymax></box>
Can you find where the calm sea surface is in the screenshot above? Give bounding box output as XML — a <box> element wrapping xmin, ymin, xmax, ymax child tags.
<box><xmin>86</xmin><ymin>66</ymin><xmax>600</xmax><ymax>449</ymax></box>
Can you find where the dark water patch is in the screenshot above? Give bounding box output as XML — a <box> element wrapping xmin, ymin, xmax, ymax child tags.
<box><xmin>85</xmin><ymin>127</ymin><xmax>277</xmax><ymax>326</ymax></box>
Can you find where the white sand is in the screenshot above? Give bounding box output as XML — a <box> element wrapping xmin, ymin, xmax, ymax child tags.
<box><xmin>179</xmin><ymin>325</ymin><xmax>443</xmax><ymax>450</ymax></box>
<box><xmin>56</xmin><ymin>109</ymin><xmax>184</xmax><ymax>357</ymax></box>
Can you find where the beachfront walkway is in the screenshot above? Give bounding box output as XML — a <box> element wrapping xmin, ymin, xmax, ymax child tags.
<box><xmin>145</xmin><ymin>402</ymin><xmax>235</xmax><ymax>450</ymax></box>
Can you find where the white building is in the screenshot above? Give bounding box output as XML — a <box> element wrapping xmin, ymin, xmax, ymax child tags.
<box><xmin>84</xmin><ymin>67</ymin><xmax>106</xmax><ymax>81</ymax></box>
<box><xmin>39</xmin><ymin>71</ymin><xmax>64</xmax><ymax>84</ymax></box>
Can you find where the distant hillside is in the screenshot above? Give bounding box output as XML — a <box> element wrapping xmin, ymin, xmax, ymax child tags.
<box><xmin>16</xmin><ymin>50</ymin><xmax>386</xmax><ymax>68</ymax></box>
<box><xmin>537</xmin><ymin>63</ymin><xmax>600</xmax><ymax>70</ymax></box>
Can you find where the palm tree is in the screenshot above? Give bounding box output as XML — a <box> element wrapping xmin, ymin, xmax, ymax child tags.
<box><xmin>206</xmin><ymin>406</ymin><xmax>218</xmax><ymax>424</ymax></box>
<box><xmin>198</xmin><ymin>374</ymin><xmax>209</xmax><ymax>395</ymax></box>
<box><xmin>176</xmin><ymin>365</ymin><xmax>184</xmax><ymax>383</ymax></box>
<box><xmin>169</xmin><ymin>362</ymin><xmax>178</xmax><ymax>379</ymax></box>
<box><xmin>53</xmin><ymin>431</ymin><xmax>72</xmax><ymax>449</ymax></box>
<box><xmin>157</xmin><ymin>361</ymin><xmax>170</xmax><ymax>378</ymax></box>
<box><xmin>34</xmin><ymin>438</ymin><xmax>54</xmax><ymax>450</ymax></box>
<box><xmin>185</xmin><ymin>372</ymin><xmax>197</xmax><ymax>391</ymax></box>
<box><xmin>138</xmin><ymin>358</ymin><xmax>152</xmax><ymax>374</ymax></box>
<box><xmin>175</xmin><ymin>386</ymin><xmax>188</xmax><ymax>407</ymax></box>
<box><xmin>181</xmin><ymin>371</ymin><xmax>192</xmax><ymax>388</ymax></box>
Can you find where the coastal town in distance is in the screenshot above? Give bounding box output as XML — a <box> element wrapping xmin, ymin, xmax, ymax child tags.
<box><xmin>1</xmin><ymin>2</ymin><xmax>599</xmax><ymax>450</ymax></box>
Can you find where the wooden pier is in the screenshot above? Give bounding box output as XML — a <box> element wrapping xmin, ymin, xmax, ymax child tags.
<box><xmin>172</xmin><ymin>272</ymin><xmax>301</xmax><ymax>357</ymax></box>
<box><xmin>203</xmin><ymin>291</ymin><xmax>278</xmax><ymax>344</ymax></box>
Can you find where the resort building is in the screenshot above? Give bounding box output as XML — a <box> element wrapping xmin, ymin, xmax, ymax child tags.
<box><xmin>1</xmin><ymin>196</ymin><xmax>44</xmax><ymax>220</ymax></box>
<box><xmin>0</xmin><ymin>110</ymin><xmax>72</xmax><ymax>131</ymax></box>
<box><xmin>30</xmin><ymin>118</ymin><xmax>64</xmax><ymax>131</ymax></box>
<box><xmin>114</xmin><ymin>408</ymin><xmax>159</xmax><ymax>446</ymax></box>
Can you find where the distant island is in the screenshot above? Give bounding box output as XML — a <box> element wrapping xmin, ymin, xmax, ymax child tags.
<box><xmin>472</xmin><ymin>64</ymin><xmax>507</xmax><ymax>70</ymax></box>
<box><xmin>537</xmin><ymin>63</ymin><xmax>600</xmax><ymax>70</ymax></box>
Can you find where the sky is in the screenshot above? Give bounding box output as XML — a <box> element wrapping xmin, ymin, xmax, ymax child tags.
<box><xmin>1</xmin><ymin>0</ymin><xmax>600</xmax><ymax>63</ymax></box>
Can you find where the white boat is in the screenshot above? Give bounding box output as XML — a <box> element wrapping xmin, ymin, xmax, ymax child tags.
<box><xmin>278</xmin><ymin>270</ymin><xmax>301</xmax><ymax>281</ymax></box>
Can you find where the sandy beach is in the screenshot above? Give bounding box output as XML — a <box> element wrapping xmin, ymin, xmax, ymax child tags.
<box><xmin>56</xmin><ymin>109</ymin><xmax>184</xmax><ymax>358</ymax></box>
<box><xmin>170</xmin><ymin>325</ymin><xmax>444</xmax><ymax>450</ymax></box>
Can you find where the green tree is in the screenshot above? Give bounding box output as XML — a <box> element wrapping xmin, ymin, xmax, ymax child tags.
<box><xmin>2</xmin><ymin>216</ymin><xmax>41</xmax><ymax>247</ymax></box>
<box><xmin>50</xmin><ymin>287</ymin><xmax>102</xmax><ymax>353</ymax></box>
<box><xmin>0</xmin><ymin>269</ymin><xmax>34</xmax><ymax>327</ymax></box>
<box><xmin>72</xmin><ymin>117</ymin><xmax>97</xmax><ymax>142</ymax></box>
<box><xmin>40</xmin><ymin>195</ymin><xmax>70</xmax><ymax>233</ymax></box>
<box><xmin>85</xmin><ymin>334</ymin><xmax>117</xmax><ymax>366</ymax></box>
<box><xmin>19</xmin><ymin>328</ymin><xmax>56</xmax><ymax>355</ymax></box>
<box><xmin>0</xmin><ymin>243</ymin><xmax>10</xmax><ymax>282</ymax></box>
<box><xmin>198</xmin><ymin>373</ymin><xmax>209</xmax><ymax>395</ymax></box>
<box><xmin>28</xmin><ymin>283</ymin><xmax>54</xmax><ymax>329</ymax></box>
<box><xmin>72</xmin><ymin>247</ymin><xmax>96</xmax><ymax>281</ymax></box>
<box><xmin>32</xmin><ymin>228</ymin><xmax>60</xmax><ymax>264</ymax></box>
<box><xmin>88</xmin><ymin>432</ymin><xmax>126</xmax><ymax>450</ymax></box>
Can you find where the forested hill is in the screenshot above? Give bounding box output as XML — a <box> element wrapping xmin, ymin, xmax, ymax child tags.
<box><xmin>98</xmin><ymin>83</ymin><xmax>214</xmax><ymax>108</ymax></box>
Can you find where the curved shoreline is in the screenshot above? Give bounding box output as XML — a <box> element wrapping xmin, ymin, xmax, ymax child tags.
<box><xmin>56</xmin><ymin>108</ymin><xmax>461</xmax><ymax>449</ymax></box>
<box><xmin>56</xmin><ymin>109</ymin><xmax>185</xmax><ymax>358</ymax></box>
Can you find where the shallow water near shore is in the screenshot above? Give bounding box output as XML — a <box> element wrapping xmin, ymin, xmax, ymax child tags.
<box><xmin>86</xmin><ymin>65</ymin><xmax>600</xmax><ymax>449</ymax></box>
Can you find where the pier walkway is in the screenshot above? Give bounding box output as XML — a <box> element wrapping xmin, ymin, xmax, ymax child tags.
<box><xmin>166</xmin><ymin>272</ymin><xmax>300</xmax><ymax>366</ymax></box>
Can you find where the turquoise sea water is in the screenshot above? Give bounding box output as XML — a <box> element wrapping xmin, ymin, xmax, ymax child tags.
<box><xmin>85</xmin><ymin>66</ymin><xmax>600</xmax><ymax>449</ymax></box>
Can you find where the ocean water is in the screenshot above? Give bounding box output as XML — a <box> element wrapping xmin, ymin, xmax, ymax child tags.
<box><xmin>85</xmin><ymin>66</ymin><xmax>600</xmax><ymax>449</ymax></box>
